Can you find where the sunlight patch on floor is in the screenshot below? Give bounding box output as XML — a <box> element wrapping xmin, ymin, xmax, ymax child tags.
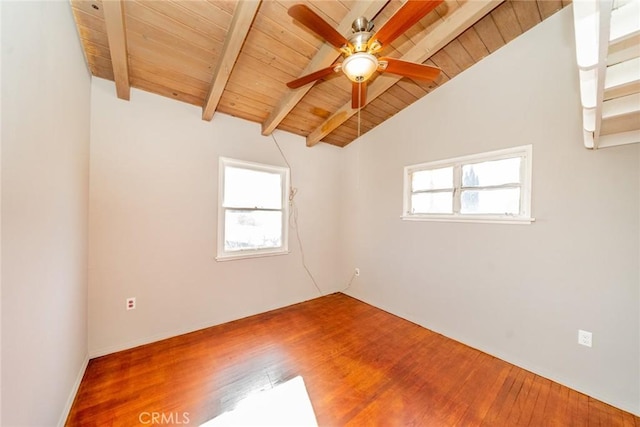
<box><xmin>201</xmin><ymin>376</ymin><xmax>318</xmax><ymax>426</ymax></box>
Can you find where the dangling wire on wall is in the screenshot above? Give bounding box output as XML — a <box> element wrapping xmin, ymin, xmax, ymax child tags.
<box><xmin>271</xmin><ymin>132</ymin><xmax>323</xmax><ymax>296</ymax></box>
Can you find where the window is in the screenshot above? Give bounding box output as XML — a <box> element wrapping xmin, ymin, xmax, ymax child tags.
<box><xmin>217</xmin><ymin>157</ymin><xmax>290</xmax><ymax>260</ymax></box>
<box><xmin>402</xmin><ymin>145</ymin><xmax>533</xmax><ymax>224</ymax></box>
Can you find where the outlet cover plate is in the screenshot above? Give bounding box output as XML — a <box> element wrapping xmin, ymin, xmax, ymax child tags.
<box><xmin>578</xmin><ymin>329</ymin><xmax>592</xmax><ymax>347</ymax></box>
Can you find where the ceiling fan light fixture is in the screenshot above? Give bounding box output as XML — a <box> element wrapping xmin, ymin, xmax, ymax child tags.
<box><xmin>342</xmin><ymin>52</ymin><xmax>378</xmax><ymax>82</ymax></box>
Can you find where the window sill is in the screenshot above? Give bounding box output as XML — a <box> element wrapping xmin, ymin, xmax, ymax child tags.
<box><xmin>215</xmin><ymin>249</ymin><xmax>290</xmax><ymax>262</ymax></box>
<box><xmin>401</xmin><ymin>215</ymin><xmax>535</xmax><ymax>225</ymax></box>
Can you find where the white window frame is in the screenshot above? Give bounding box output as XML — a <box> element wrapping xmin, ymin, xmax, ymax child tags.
<box><xmin>402</xmin><ymin>145</ymin><xmax>534</xmax><ymax>224</ymax></box>
<box><xmin>216</xmin><ymin>157</ymin><xmax>290</xmax><ymax>261</ymax></box>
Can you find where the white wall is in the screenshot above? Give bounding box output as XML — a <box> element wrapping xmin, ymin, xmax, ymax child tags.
<box><xmin>1</xmin><ymin>1</ymin><xmax>91</xmax><ymax>425</ymax></box>
<box><xmin>89</xmin><ymin>79</ymin><xmax>348</xmax><ymax>356</ymax></box>
<box><xmin>343</xmin><ymin>7</ymin><xmax>640</xmax><ymax>414</ymax></box>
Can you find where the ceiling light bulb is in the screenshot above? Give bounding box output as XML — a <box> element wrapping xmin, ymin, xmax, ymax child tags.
<box><xmin>341</xmin><ymin>53</ymin><xmax>378</xmax><ymax>83</ymax></box>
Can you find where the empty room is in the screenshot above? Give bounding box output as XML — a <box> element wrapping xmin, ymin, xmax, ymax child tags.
<box><xmin>2</xmin><ymin>0</ymin><xmax>639</xmax><ymax>425</ymax></box>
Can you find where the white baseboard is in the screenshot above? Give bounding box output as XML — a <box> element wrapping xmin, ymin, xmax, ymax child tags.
<box><xmin>57</xmin><ymin>353</ymin><xmax>89</xmax><ymax>427</ymax></box>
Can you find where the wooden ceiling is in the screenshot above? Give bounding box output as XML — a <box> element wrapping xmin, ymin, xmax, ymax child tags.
<box><xmin>70</xmin><ymin>0</ymin><xmax>571</xmax><ymax>147</ymax></box>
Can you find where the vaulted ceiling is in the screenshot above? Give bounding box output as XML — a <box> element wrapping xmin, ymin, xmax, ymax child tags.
<box><xmin>70</xmin><ymin>0</ymin><xmax>572</xmax><ymax>147</ymax></box>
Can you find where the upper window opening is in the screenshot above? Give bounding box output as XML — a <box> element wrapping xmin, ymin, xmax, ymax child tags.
<box><xmin>403</xmin><ymin>145</ymin><xmax>533</xmax><ymax>224</ymax></box>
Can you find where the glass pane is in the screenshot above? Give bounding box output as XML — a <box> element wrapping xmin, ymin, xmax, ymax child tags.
<box><xmin>411</xmin><ymin>192</ymin><xmax>453</xmax><ymax>214</ymax></box>
<box><xmin>462</xmin><ymin>157</ymin><xmax>521</xmax><ymax>187</ymax></box>
<box><xmin>460</xmin><ymin>188</ymin><xmax>520</xmax><ymax>214</ymax></box>
<box><xmin>224</xmin><ymin>210</ymin><xmax>283</xmax><ymax>251</ymax></box>
<box><xmin>412</xmin><ymin>167</ymin><xmax>453</xmax><ymax>191</ymax></box>
<box><xmin>224</xmin><ymin>166</ymin><xmax>282</xmax><ymax>209</ymax></box>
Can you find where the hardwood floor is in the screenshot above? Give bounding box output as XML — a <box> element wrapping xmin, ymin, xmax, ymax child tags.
<box><xmin>67</xmin><ymin>293</ymin><xmax>638</xmax><ymax>426</ymax></box>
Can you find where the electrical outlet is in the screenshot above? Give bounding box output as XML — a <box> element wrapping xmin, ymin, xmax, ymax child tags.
<box><xmin>578</xmin><ymin>329</ymin><xmax>592</xmax><ymax>347</ymax></box>
<box><xmin>354</xmin><ymin>268</ymin><xmax>360</xmax><ymax>277</ymax></box>
<box><xmin>126</xmin><ymin>297</ymin><xmax>136</xmax><ymax>311</ymax></box>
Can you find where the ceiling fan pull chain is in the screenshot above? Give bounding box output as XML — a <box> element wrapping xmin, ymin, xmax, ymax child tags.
<box><xmin>358</xmin><ymin>81</ymin><xmax>361</xmax><ymax>138</ymax></box>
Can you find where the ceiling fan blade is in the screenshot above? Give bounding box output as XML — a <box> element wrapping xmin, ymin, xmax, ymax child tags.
<box><xmin>352</xmin><ymin>81</ymin><xmax>367</xmax><ymax>109</ymax></box>
<box><xmin>287</xmin><ymin>66</ymin><xmax>337</xmax><ymax>89</ymax></box>
<box><xmin>288</xmin><ymin>4</ymin><xmax>349</xmax><ymax>49</ymax></box>
<box><xmin>371</xmin><ymin>0</ymin><xmax>443</xmax><ymax>47</ymax></box>
<box><xmin>380</xmin><ymin>57</ymin><xmax>441</xmax><ymax>81</ymax></box>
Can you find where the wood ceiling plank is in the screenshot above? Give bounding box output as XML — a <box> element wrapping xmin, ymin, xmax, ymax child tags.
<box><xmin>382</xmin><ymin>87</ymin><xmax>417</xmax><ymax>109</ymax></box>
<box><xmin>240</xmin><ymin>28</ymin><xmax>312</xmax><ymax>76</ymax></box>
<box><xmin>341</xmin><ymin>109</ymin><xmax>380</xmax><ymax>129</ymax></box>
<box><xmin>126</xmin><ymin>15</ymin><xmax>221</xmax><ymax>65</ymax></box>
<box><xmin>457</xmin><ymin>27</ymin><xmax>490</xmax><ymax>62</ymax></box>
<box><xmin>510</xmin><ymin>0</ymin><xmax>542</xmax><ymax>33</ymax></box>
<box><xmin>232</xmin><ymin>54</ymin><xmax>297</xmax><ymax>88</ymax></box>
<box><xmin>130</xmin><ymin>77</ymin><xmax>203</xmax><ymax>106</ymax></box>
<box><xmin>322</xmin><ymin>133</ymin><xmax>351</xmax><ymax>147</ymax></box>
<box><xmin>307</xmin><ymin>0</ymin><xmax>349</xmax><ymax>24</ymax></box>
<box><xmin>87</xmin><ymin>53</ymin><xmax>114</xmax><ymax>73</ymax></box>
<box><xmin>473</xmin><ymin>12</ymin><xmax>505</xmax><ymax>53</ymax></box>
<box><xmin>258</xmin><ymin>1</ymin><xmax>327</xmax><ymax>54</ymax></box>
<box><xmin>224</xmin><ymin>80</ymin><xmax>285</xmax><ymax>107</ymax></box>
<box><xmin>220</xmin><ymin>88</ymin><xmax>274</xmax><ymax>117</ymax></box>
<box><xmin>132</xmin><ymin>68</ymin><xmax>208</xmax><ymax>100</ymax></box>
<box><xmin>90</xmin><ymin>64</ymin><xmax>115</xmax><ymax>81</ymax></box>
<box><xmin>358</xmin><ymin>98</ymin><xmax>395</xmax><ymax>121</ymax></box>
<box><xmin>83</xmin><ymin>39</ymin><xmax>113</xmax><ymax>64</ymax></box>
<box><xmin>306</xmin><ymin>0</ymin><xmax>503</xmax><ymax>147</ymax></box>
<box><xmin>72</xmin><ymin>8</ymin><xmax>108</xmax><ymax>36</ymax></box>
<box><xmin>337</xmin><ymin>116</ymin><xmax>377</xmax><ymax>136</ymax></box>
<box><xmin>126</xmin><ymin>31</ymin><xmax>214</xmax><ymax>82</ymax></box>
<box><xmin>74</xmin><ymin>23</ymin><xmax>110</xmax><ymax>56</ymax></box>
<box><xmin>303</xmin><ymin>84</ymin><xmax>350</xmax><ymax>109</ymax></box>
<box><xmin>293</xmin><ymin>98</ymin><xmax>345</xmax><ymax>123</ymax></box>
<box><xmin>71</xmin><ymin>0</ymin><xmax>106</xmax><ymax>20</ymax></box>
<box><xmin>129</xmin><ymin>58</ymin><xmax>210</xmax><ymax>95</ymax></box>
<box><xmin>368</xmin><ymin>96</ymin><xmax>401</xmax><ymax>117</ymax></box>
<box><xmin>139</xmin><ymin>0</ymin><xmax>229</xmax><ymax>43</ymax></box>
<box><xmin>282</xmin><ymin>107</ymin><xmax>327</xmax><ymax>125</ymax></box>
<box><xmin>102</xmin><ymin>0</ymin><xmax>130</xmax><ymax>100</ymax></box>
<box><xmin>536</xmin><ymin>0</ymin><xmax>563</xmax><ymax>20</ymax></box>
<box><xmin>387</xmin><ymin>83</ymin><xmax>421</xmax><ymax>104</ymax></box>
<box><xmin>491</xmin><ymin>2</ymin><xmax>523</xmax><ymax>43</ymax></box>
<box><xmin>395</xmin><ymin>79</ymin><xmax>429</xmax><ymax>99</ymax></box>
<box><xmin>429</xmin><ymin>49</ymin><xmax>463</xmax><ymax>79</ymax></box>
<box><xmin>205</xmin><ymin>0</ymin><xmax>236</xmax><ymax>15</ymax></box>
<box><xmin>443</xmin><ymin>39</ymin><xmax>476</xmax><ymax>71</ymax></box>
<box><xmin>170</xmin><ymin>0</ymin><xmax>233</xmax><ymax>34</ymax></box>
<box><xmin>261</xmin><ymin>0</ymin><xmax>388</xmax><ymax>136</ymax></box>
<box><xmin>217</xmin><ymin>95</ymin><xmax>272</xmax><ymax>123</ymax></box>
<box><xmin>126</xmin><ymin>1</ymin><xmax>220</xmax><ymax>51</ymax></box>
<box><xmin>202</xmin><ymin>0</ymin><xmax>261</xmax><ymax>121</ymax></box>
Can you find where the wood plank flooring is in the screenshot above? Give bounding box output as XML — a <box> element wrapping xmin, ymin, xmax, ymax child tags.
<box><xmin>67</xmin><ymin>293</ymin><xmax>639</xmax><ymax>426</ymax></box>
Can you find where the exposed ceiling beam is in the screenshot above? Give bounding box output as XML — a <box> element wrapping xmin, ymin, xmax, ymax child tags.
<box><xmin>306</xmin><ymin>0</ymin><xmax>504</xmax><ymax>147</ymax></box>
<box><xmin>261</xmin><ymin>0</ymin><xmax>389</xmax><ymax>136</ymax></box>
<box><xmin>202</xmin><ymin>0</ymin><xmax>262</xmax><ymax>121</ymax></box>
<box><xmin>102</xmin><ymin>0</ymin><xmax>130</xmax><ymax>100</ymax></box>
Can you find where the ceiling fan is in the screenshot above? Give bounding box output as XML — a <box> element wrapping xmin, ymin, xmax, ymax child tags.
<box><xmin>286</xmin><ymin>1</ymin><xmax>444</xmax><ymax>109</ymax></box>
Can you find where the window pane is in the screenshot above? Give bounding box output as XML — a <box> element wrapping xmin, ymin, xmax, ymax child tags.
<box><xmin>224</xmin><ymin>166</ymin><xmax>282</xmax><ymax>209</ymax></box>
<box><xmin>224</xmin><ymin>210</ymin><xmax>283</xmax><ymax>251</ymax></box>
<box><xmin>412</xmin><ymin>167</ymin><xmax>453</xmax><ymax>191</ymax></box>
<box><xmin>411</xmin><ymin>192</ymin><xmax>453</xmax><ymax>214</ymax></box>
<box><xmin>460</xmin><ymin>188</ymin><xmax>520</xmax><ymax>214</ymax></box>
<box><xmin>462</xmin><ymin>157</ymin><xmax>521</xmax><ymax>187</ymax></box>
